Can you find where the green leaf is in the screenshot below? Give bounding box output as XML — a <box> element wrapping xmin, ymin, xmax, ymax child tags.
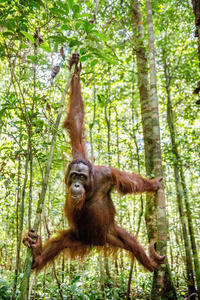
<box><xmin>67</xmin><ymin>0</ymin><xmax>74</xmax><ymax>9</ymax></box>
<box><xmin>89</xmin><ymin>123</ymin><xmax>94</xmax><ymax>129</ymax></box>
<box><xmin>91</xmin><ymin>59</ymin><xmax>98</xmax><ymax>67</ymax></box>
<box><xmin>94</xmin><ymin>32</ymin><xmax>108</xmax><ymax>42</ymax></box>
<box><xmin>19</xmin><ymin>43</ymin><xmax>29</xmax><ymax>50</ymax></box>
<box><xmin>56</xmin><ymin>16</ymin><xmax>70</xmax><ymax>23</ymax></box>
<box><xmin>80</xmin><ymin>47</ymin><xmax>87</xmax><ymax>55</ymax></box>
<box><xmin>61</xmin><ymin>25</ymin><xmax>70</xmax><ymax>31</ymax></box>
<box><xmin>31</xmin><ymin>1</ymin><xmax>40</xmax><ymax>10</ymax></box>
<box><xmin>3</xmin><ymin>31</ymin><xmax>14</xmax><ymax>37</ymax></box>
<box><xmin>58</xmin><ymin>2</ymin><xmax>69</xmax><ymax>14</ymax></box>
<box><xmin>80</xmin><ymin>55</ymin><xmax>89</xmax><ymax>62</ymax></box>
<box><xmin>71</xmin><ymin>274</ymin><xmax>81</xmax><ymax>284</ymax></box>
<box><xmin>75</xmin><ymin>21</ymin><xmax>83</xmax><ymax>30</ymax></box>
<box><xmin>0</xmin><ymin>21</ymin><xmax>5</xmax><ymax>27</ymax></box>
<box><xmin>49</xmin><ymin>35</ymin><xmax>67</xmax><ymax>42</ymax></box>
<box><xmin>50</xmin><ymin>7</ymin><xmax>68</xmax><ymax>15</ymax></box>
<box><xmin>82</xmin><ymin>20</ymin><xmax>94</xmax><ymax>33</ymax></box>
<box><xmin>97</xmin><ymin>94</ymin><xmax>105</xmax><ymax>107</ymax></box>
<box><xmin>34</xmin><ymin>0</ymin><xmax>44</xmax><ymax>7</ymax></box>
<box><xmin>18</xmin><ymin>115</ymin><xmax>26</xmax><ymax>122</ymax></box>
<box><xmin>68</xmin><ymin>38</ymin><xmax>82</xmax><ymax>47</ymax></box>
<box><xmin>94</xmin><ymin>52</ymin><xmax>117</xmax><ymax>65</ymax></box>
<box><xmin>39</xmin><ymin>42</ymin><xmax>51</xmax><ymax>52</ymax></box>
<box><xmin>21</xmin><ymin>31</ymin><xmax>34</xmax><ymax>44</ymax></box>
<box><xmin>72</xmin><ymin>4</ymin><xmax>79</xmax><ymax>18</ymax></box>
<box><xmin>0</xmin><ymin>108</ymin><xmax>6</xmax><ymax>121</ymax></box>
<box><xmin>27</xmin><ymin>55</ymin><xmax>37</xmax><ymax>62</ymax></box>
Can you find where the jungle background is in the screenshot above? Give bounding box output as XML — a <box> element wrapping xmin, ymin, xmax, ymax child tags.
<box><xmin>0</xmin><ymin>0</ymin><xmax>200</xmax><ymax>299</ymax></box>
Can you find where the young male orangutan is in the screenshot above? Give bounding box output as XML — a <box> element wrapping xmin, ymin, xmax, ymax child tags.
<box><xmin>23</xmin><ymin>53</ymin><xmax>165</xmax><ymax>272</ymax></box>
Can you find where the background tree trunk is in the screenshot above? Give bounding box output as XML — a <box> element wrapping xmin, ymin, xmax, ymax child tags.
<box><xmin>11</xmin><ymin>157</ymin><xmax>21</xmax><ymax>300</ymax></box>
<box><xmin>131</xmin><ymin>0</ymin><xmax>177</xmax><ymax>298</ymax></box>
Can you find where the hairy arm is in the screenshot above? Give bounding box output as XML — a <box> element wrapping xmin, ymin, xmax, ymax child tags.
<box><xmin>63</xmin><ymin>53</ymin><xmax>86</xmax><ymax>158</ymax></box>
<box><xmin>109</xmin><ymin>166</ymin><xmax>162</xmax><ymax>195</ymax></box>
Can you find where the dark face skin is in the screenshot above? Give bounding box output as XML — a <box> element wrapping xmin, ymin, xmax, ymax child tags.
<box><xmin>68</xmin><ymin>163</ymin><xmax>90</xmax><ymax>203</ymax></box>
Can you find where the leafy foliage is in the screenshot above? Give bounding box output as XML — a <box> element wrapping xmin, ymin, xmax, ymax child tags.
<box><xmin>0</xmin><ymin>0</ymin><xmax>199</xmax><ymax>299</ymax></box>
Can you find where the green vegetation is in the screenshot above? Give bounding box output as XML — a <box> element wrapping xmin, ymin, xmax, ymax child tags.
<box><xmin>0</xmin><ymin>0</ymin><xmax>199</xmax><ymax>299</ymax></box>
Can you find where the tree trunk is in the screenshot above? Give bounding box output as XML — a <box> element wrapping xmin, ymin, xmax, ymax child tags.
<box><xmin>131</xmin><ymin>0</ymin><xmax>177</xmax><ymax>298</ymax></box>
<box><xmin>11</xmin><ymin>157</ymin><xmax>21</xmax><ymax>300</ymax></box>
<box><xmin>28</xmin><ymin>135</ymin><xmax>33</xmax><ymax>229</ymax></box>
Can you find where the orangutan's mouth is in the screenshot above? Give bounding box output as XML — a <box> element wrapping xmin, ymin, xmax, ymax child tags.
<box><xmin>71</xmin><ymin>195</ymin><xmax>83</xmax><ymax>203</ymax></box>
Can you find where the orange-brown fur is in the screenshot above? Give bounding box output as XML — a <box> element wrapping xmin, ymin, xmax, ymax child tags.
<box><xmin>63</xmin><ymin>53</ymin><xmax>86</xmax><ymax>158</ymax></box>
<box><xmin>23</xmin><ymin>53</ymin><xmax>165</xmax><ymax>273</ymax></box>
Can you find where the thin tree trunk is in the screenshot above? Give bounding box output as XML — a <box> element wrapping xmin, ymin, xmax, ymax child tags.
<box><xmin>28</xmin><ymin>49</ymin><xmax>36</xmax><ymax>230</ymax></box>
<box><xmin>28</xmin><ymin>134</ymin><xmax>33</xmax><ymax>229</ymax></box>
<box><xmin>28</xmin><ymin>274</ymin><xmax>36</xmax><ymax>300</ymax></box>
<box><xmin>131</xmin><ymin>0</ymin><xmax>177</xmax><ymax>298</ymax></box>
<box><xmin>145</xmin><ymin>1</ymin><xmax>173</xmax><ymax>298</ymax></box>
<box><xmin>126</xmin><ymin>258</ymin><xmax>134</xmax><ymax>300</ymax></box>
<box><xmin>62</xmin><ymin>253</ymin><xmax>65</xmax><ymax>284</ymax></box>
<box><xmin>53</xmin><ymin>255</ymin><xmax>64</xmax><ymax>299</ymax></box>
<box><xmin>17</xmin><ymin>143</ymin><xmax>30</xmax><ymax>296</ymax></box>
<box><xmin>164</xmin><ymin>58</ymin><xmax>197</xmax><ymax>299</ymax></box>
<box><xmin>11</xmin><ymin>157</ymin><xmax>21</xmax><ymax>300</ymax></box>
